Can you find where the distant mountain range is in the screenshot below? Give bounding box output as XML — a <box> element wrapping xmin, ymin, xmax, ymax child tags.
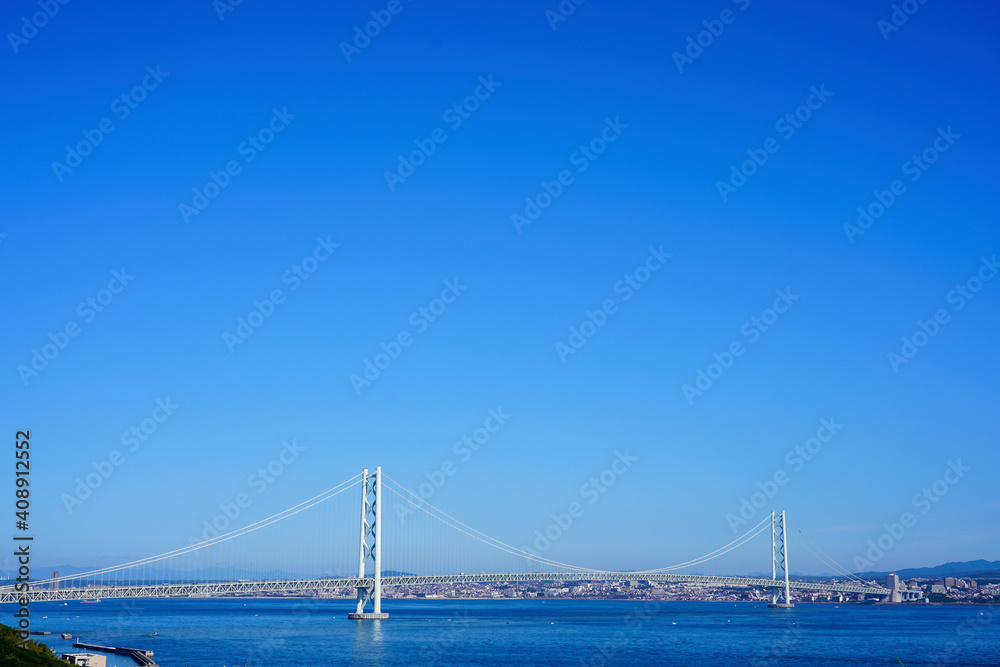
<box><xmin>855</xmin><ymin>560</ymin><xmax>1000</xmax><ymax>579</ymax></box>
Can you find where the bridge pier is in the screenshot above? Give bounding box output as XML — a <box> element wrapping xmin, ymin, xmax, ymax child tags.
<box><xmin>348</xmin><ymin>467</ymin><xmax>389</xmax><ymax>620</ymax></box>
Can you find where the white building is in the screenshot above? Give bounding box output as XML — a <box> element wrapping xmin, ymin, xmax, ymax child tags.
<box><xmin>886</xmin><ymin>574</ymin><xmax>923</xmax><ymax>602</ymax></box>
<box><xmin>61</xmin><ymin>653</ymin><xmax>107</xmax><ymax>667</ymax></box>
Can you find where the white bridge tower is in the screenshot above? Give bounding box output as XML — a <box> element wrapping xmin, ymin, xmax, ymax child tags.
<box><xmin>768</xmin><ymin>510</ymin><xmax>793</xmax><ymax>608</ymax></box>
<box><xmin>348</xmin><ymin>467</ymin><xmax>389</xmax><ymax>620</ymax></box>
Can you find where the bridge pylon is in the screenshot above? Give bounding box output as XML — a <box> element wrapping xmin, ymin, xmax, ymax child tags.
<box><xmin>348</xmin><ymin>466</ymin><xmax>389</xmax><ymax>620</ymax></box>
<box><xmin>768</xmin><ymin>510</ymin><xmax>794</xmax><ymax>608</ymax></box>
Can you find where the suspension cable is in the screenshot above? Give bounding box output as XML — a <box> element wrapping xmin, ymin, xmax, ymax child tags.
<box><xmin>642</xmin><ymin>520</ymin><xmax>773</xmax><ymax>573</ymax></box>
<box><xmin>381</xmin><ymin>483</ymin><xmax>599</xmax><ymax>573</ymax></box>
<box><xmin>787</xmin><ymin>519</ymin><xmax>869</xmax><ymax>585</ymax></box>
<box><xmin>640</xmin><ymin>515</ymin><xmax>772</xmax><ymax>573</ymax></box>
<box><xmin>21</xmin><ymin>468</ymin><xmax>879</xmax><ymax>594</ymax></box>
<box><xmin>27</xmin><ymin>472</ymin><xmax>361</xmax><ymax>587</ymax></box>
<box><xmin>384</xmin><ymin>474</ymin><xmax>776</xmax><ymax>577</ymax></box>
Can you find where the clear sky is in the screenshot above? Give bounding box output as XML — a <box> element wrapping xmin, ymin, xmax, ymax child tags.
<box><xmin>2</xmin><ymin>0</ymin><xmax>998</xmax><ymax>577</ymax></box>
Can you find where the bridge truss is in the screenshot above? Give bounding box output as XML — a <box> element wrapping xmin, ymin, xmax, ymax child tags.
<box><xmin>0</xmin><ymin>571</ymin><xmax>889</xmax><ymax>604</ymax></box>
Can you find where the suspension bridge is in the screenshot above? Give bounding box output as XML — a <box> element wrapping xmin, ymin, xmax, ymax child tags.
<box><xmin>0</xmin><ymin>467</ymin><xmax>892</xmax><ymax>616</ymax></box>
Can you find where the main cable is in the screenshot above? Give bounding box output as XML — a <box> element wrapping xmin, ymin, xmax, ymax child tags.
<box><xmin>787</xmin><ymin>519</ymin><xmax>870</xmax><ymax>585</ymax></box>
<box><xmin>640</xmin><ymin>515</ymin><xmax>772</xmax><ymax>573</ymax></box>
<box><xmin>26</xmin><ymin>472</ymin><xmax>362</xmax><ymax>588</ymax></box>
<box><xmin>381</xmin><ymin>477</ymin><xmax>600</xmax><ymax>573</ymax></box>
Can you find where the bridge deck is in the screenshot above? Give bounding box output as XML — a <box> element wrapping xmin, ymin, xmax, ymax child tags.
<box><xmin>0</xmin><ymin>572</ymin><xmax>889</xmax><ymax>603</ymax></box>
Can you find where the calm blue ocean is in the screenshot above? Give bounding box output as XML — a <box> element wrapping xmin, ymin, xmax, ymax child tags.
<box><xmin>9</xmin><ymin>598</ymin><xmax>1000</xmax><ymax>666</ymax></box>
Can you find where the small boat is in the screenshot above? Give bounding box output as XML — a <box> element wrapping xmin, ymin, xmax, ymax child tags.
<box><xmin>61</xmin><ymin>633</ymin><xmax>72</xmax><ymax>640</ymax></box>
<box><xmin>81</xmin><ymin>599</ymin><xmax>101</xmax><ymax>604</ymax></box>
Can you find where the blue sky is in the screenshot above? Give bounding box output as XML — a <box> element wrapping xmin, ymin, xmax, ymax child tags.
<box><xmin>2</xmin><ymin>0</ymin><xmax>998</xmax><ymax>577</ymax></box>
